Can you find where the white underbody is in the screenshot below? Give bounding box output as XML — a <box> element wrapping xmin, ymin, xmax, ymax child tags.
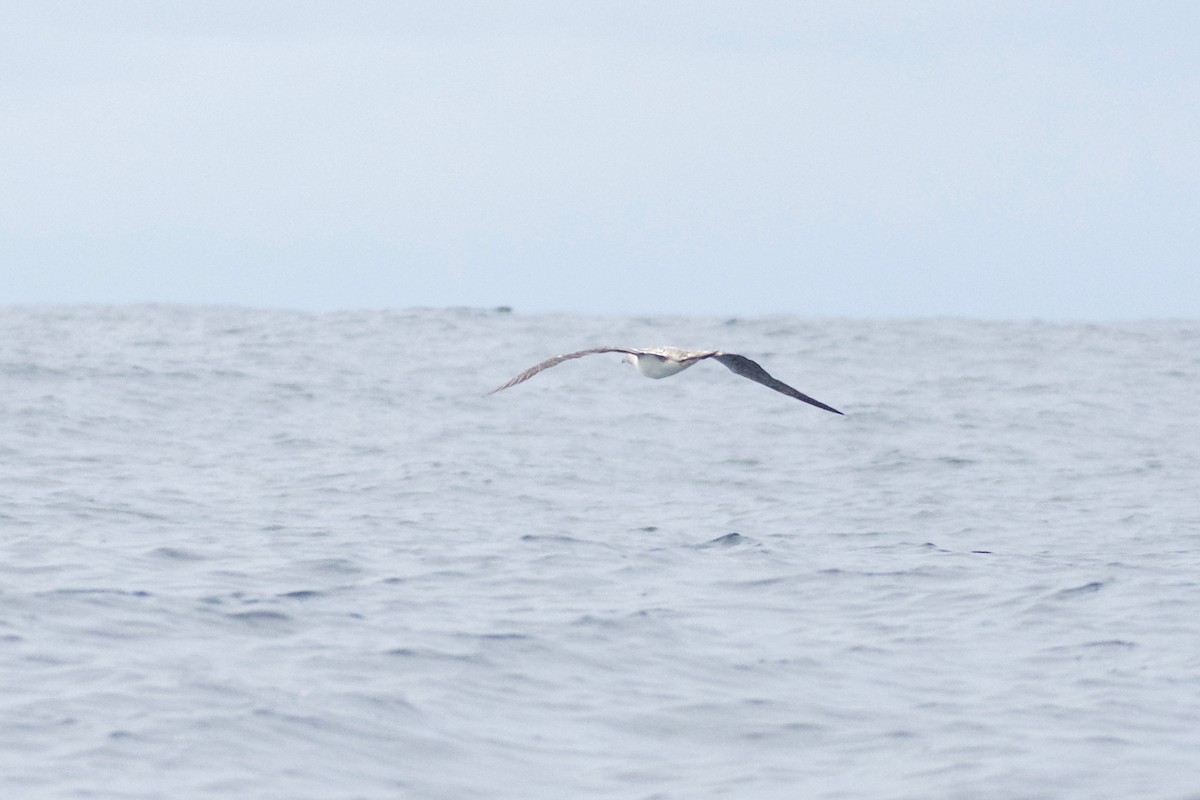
<box><xmin>625</xmin><ymin>353</ymin><xmax>698</xmax><ymax>379</ymax></box>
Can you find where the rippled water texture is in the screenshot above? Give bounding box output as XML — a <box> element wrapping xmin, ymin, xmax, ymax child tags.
<box><xmin>2</xmin><ymin>306</ymin><xmax>1198</xmax><ymax>799</ymax></box>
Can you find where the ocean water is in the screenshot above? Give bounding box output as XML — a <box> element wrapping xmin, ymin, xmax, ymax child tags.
<box><xmin>1</xmin><ymin>305</ymin><xmax>1198</xmax><ymax>800</ymax></box>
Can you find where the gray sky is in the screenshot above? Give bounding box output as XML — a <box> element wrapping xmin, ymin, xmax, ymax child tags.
<box><xmin>3</xmin><ymin>1</ymin><xmax>1197</xmax><ymax>318</ymax></box>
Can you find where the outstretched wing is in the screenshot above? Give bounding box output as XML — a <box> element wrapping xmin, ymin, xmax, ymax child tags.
<box><xmin>487</xmin><ymin>347</ymin><xmax>642</xmax><ymax>394</ymax></box>
<box><xmin>710</xmin><ymin>352</ymin><xmax>843</xmax><ymax>414</ymax></box>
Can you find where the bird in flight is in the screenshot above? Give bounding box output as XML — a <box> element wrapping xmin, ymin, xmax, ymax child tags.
<box><xmin>488</xmin><ymin>346</ymin><xmax>842</xmax><ymax>414</ymax></box>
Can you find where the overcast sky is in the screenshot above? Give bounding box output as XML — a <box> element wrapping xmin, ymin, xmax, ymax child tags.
<box><xmin>3</xmin><ymin>1</ymin><xmax>1197</xmax><ymax>318</ymax></box>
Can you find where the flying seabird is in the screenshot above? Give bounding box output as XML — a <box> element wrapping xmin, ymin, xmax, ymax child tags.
<box><xmin>488</xmin><ymin>346</ymin><xmax>843</xmax><ymax>414</ymax></box>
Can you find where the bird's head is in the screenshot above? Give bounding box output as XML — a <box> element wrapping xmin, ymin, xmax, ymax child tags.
<box><xmin>621</xmin><ymin>353</ymin><xmax>637</xmax><ymax>367</ymax></box>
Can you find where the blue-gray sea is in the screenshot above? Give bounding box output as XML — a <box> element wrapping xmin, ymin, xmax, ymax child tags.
<box><xmin>2</xmin><ymin>305</ymin><xmax>1198</xmax><ymax>799</ymax></box>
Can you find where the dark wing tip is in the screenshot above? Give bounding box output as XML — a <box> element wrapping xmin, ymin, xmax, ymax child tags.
<box><xmin>713</xmin><ymin>352</ymin><xmax>843</xmax><ymax>414</ymax></box>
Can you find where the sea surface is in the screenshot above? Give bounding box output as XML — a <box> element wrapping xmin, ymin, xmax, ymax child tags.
<box><xmin>1</xmin><ymin>305</ymin><xmax>1198</xmax><ymax>799</ymax></box>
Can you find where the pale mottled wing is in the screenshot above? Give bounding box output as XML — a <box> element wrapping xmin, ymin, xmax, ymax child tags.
<box><xmin>710</xmin><ymin>353</ymin><xmax>843</xmax><ymax>414</ymax></box>
<box><xmin>642</xmin><ymin>347</ymin><xmax>718</xmax><ymax>361</ymax></box>
<box><xmin>487</xmin><ymin>347</ymin><xmax>643</xmax><ymax>394</ymax></box>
